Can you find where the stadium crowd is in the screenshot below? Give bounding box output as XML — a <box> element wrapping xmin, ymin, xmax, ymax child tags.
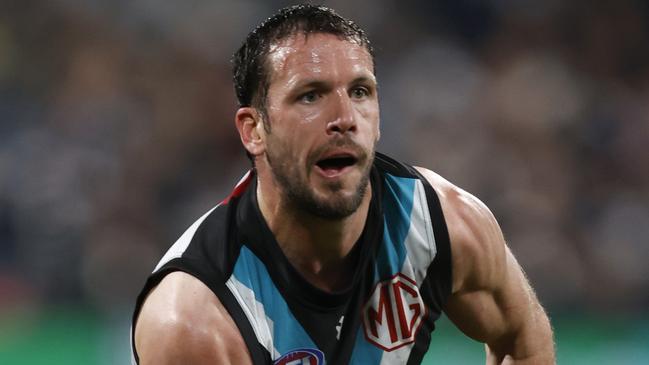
<box><xmin>1</xmin><ymin>0</ymin><xmax>648</xmax><ymax>326</ymax></box>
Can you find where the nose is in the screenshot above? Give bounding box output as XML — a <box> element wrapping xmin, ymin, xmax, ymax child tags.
<box><xmin>326</xmin><ymin>90</ymin><xmax>357</xmax><ymax>135</ymax></box>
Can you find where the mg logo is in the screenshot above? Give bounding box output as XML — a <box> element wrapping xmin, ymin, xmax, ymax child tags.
<box><xmin>362</xmin><ymin>273</ymin><xmax>426</xmax><ymax>351</ymax></box>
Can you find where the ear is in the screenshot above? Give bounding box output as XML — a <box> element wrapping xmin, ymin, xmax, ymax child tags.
<box><xmin>235</xmin><ymin>107</ymin><xmax>266</xmax><ymax>157</ymax></box>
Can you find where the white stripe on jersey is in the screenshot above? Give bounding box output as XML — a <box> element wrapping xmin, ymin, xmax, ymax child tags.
<box><xmin>226</xmin><ymin>275</ymin><xmax>280</xmax><ymax>358</ymax></box>
<box><xmin>403</xmin><ymin>179</ymin><xmax>437</xmax><ymax>286</ymax></box>
<box><xmin>380</xmin><ymin>343</ymin><xmax>414</xmax><ymax>365</ymax></box>
<box><xmin>153</xmin><ymin>205</ymin><xmax>219</xmax><ymax>273</ymax></box>
<box><xmin>133</xmin><ymin>171</ymin><xmax>255</xmax><ymax>364</ymax></box>
<box><xmin>380</xmin><ymin>180</ymin><xmax>436</xmax><ymax>365</ymax></box>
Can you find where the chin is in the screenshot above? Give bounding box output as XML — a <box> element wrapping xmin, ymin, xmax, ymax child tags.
<box><xmin>306</xmin><ymin>179</ymin><xmax>369</xmax><ymax>220</ymax></box>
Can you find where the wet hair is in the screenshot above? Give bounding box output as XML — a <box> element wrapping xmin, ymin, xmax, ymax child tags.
<box><xmin>232</xmin><ymin>4</ymin><xmax>374</xmax><ymax>127</ymax></box>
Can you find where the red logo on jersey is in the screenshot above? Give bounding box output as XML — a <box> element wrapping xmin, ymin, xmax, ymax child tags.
<box><xmin>362</xmin><ymin>273</ymin><xmax>426</xmax><ymax>351</ymax></box>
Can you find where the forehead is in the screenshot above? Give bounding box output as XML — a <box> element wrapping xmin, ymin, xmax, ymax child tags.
<box><xmin>266</xmin><ymin>33</ymin><xmax>374</xmax><ymax>85</ymax></box>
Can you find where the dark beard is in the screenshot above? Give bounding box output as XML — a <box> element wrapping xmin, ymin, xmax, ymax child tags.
<box><xmin>283</xmin><ymin>162</ymin><xmax>371</xmax><ymax>220</ymax></box>
<box><xmin>266</xmin><ymin>140</ymin><xmax>374</xmax><ymax>220</ymax></box>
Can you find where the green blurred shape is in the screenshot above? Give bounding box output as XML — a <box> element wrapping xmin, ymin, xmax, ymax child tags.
<box><xmin>423</xmin><ymin>314</ymin><xmax>649</xmax><ymax>365</ymax></box>
<box><xmin>553</xmin><ymin>314</ymin><xmax>649</xmax><ymax>365</ymax></box>
<box><xmin>0</xmin><ymin>307</ymin><xmax>102</xmax><ymax>365</ymax></box>
<box><xmin>1</xmin><ymin>308</ymin><xmax>648</xmax><ymax>364</ymax></box>
<box><xmin>424</xmin><ymin>316</ymin><xmax>484</xmax><ymax>363</ymax></box>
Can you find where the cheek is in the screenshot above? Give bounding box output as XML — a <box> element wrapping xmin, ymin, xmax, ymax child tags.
<box><xmin>268</xmin><ymin>125</ymin><xmax>311</xmax><ymax>160</ymax></box>
<box><xmin>302</xmin><ymin>108</ymin><xmax>324</xmax><ymax>125</ymax></box>
<box><xmin>356</xmin><ymin>102</ymin><xmax>380</xmax><ymax>134</ymax></box>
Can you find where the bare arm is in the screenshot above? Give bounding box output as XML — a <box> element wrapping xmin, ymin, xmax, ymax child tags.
<box><xmin>134</xmin><ymin>271</ymin><xmax>253</xmax><ymax>365</ymax></box>
<box><xmin>416</xmin><ymin>167</ymin><xmax>555</xmax><ymax>364</ymax></box>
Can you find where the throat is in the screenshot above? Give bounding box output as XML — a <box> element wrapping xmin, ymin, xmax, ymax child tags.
<box><xmin>255</xmin><ymin>168</ymin><xmax>373</xmax><ymax>292</ymax></box>
<box><xmin>272</xmin><ymin>212</ymin><xmax>368</xmax><ymax>293</ymax></box>
<box><xmin>290</xmin><ymin>245</ymin><xmax>361</xmax><ymax>293</ymax></box>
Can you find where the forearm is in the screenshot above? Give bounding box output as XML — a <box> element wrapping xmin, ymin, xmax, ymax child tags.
<box><xmin>486</xmin><ymin>351</ymin><xmax>555</xmax><ymax>365</ymax></box>
<box><xmin>485</xmin><ymin>307</ymin><xmax>555</xmax><ymax>365</ymax></box>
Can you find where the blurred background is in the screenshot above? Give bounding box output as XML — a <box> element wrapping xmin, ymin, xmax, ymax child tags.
<box><xmin>1</xmin><ymin>0</ymin><xmax>648</xmax><ymax>363</ymax></box>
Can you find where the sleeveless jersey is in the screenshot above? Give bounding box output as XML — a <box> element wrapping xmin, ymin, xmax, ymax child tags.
<box><xmin>131</xmin><ymin>152</ymin><xmax>452</xmax><ymax>365</ymax></box>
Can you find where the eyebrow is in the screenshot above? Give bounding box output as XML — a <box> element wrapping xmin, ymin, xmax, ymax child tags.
<box><xmin>292</xmin><ymin>75</ymin><xmax>377</xmax><ymax>91</ymax></box>
<box><xmin>294</xmin><ymin>80</ymin><xmax>331</xmax><ymax>91</ymax></box>
<box><xmin>350</xmin><ymin>76</ymin><xmax>377</xmax><ymax>87</ymax></box>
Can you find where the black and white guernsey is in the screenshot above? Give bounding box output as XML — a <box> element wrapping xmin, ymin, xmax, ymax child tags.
<box><xmin>131</xmin><ymin>152</ymin><xmax>452</xmax><ymax>365</ymax></box>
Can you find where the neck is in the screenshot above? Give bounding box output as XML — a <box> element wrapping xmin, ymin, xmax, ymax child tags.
<box><xmin>256</xmin><ymin>169</ymin><xmax>372</xmax><ymax>293</ymax></box>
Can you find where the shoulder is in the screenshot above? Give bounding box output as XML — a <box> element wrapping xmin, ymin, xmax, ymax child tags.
<box><xmin>414</xmin><ymin>167</ymin><xmax>506</xmax><ymax>294</ymax></box>
<box><xmin>134</xmin><ymin>271</ymin><xmax>252</xmax><ymax>365</ymax></box>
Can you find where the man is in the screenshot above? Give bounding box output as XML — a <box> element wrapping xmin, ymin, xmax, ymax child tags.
<box><xmin>132</xmin><ymin>4</ymin><xmax>555</xmax><ymax>364</ymax></box>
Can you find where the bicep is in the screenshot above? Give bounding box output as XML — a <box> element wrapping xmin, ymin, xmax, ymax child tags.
<box><xmin>135</xmin><ymin>316</ymin><xmax>223</xmax><ymax>365</ymax></box>
<box><xmin>417</xmin><ymin>167</ymin><xmax>554</xmax><ymax>361</ymax></box>
<box><xmin>134</xmin><ymin>271</ymin><xmax>252</xmax><ymax>365</ymax></box>
<box><xmin>442</xmin><ymin>192</ymin><xmax>551</xmax><ymax>359</ymax></box>
<box><xmin>428</xmin><ymin>175</ymin><xmax>534</xmax><ymax>344</ymax></box>
<box><xmin>443</xmin><ymin>245</ymin><xmax>534</xmax><ymax>345</ymax></box>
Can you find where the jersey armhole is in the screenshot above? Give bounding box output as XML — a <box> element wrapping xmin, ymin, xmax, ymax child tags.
<box><xmin>130</xmin><ymin>258</ymin><xmax>271</xmax><ymax>364</ymax></box>
<box><xmin>374</xmin><ymin>152</ymin><xmax>453</xmax><ymax>305</ymax></box>
<box><xmin>410</xmin><ymin>168</ymin><xmax>453</xmax><ymax>309</ymax></box>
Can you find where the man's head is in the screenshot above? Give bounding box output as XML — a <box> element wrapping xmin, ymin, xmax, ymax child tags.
<box><xmin>233</xmin><ymin>5</ymin><xmax>380</xmax><ymax>220</ymax></box>
<box><xmin>233</xmin><ymin>4</ymin><xmax>374</xmax><ymax>127</ymax></box>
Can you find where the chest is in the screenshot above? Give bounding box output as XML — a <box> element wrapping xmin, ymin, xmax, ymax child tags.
<box><xmin>227</xmin><ymin>175</ymin><xmax>441</xmax><ymax>364</ymax></box>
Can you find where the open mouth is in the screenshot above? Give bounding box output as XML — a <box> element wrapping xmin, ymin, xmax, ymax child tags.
<box><xmin>315</xmin><ymin>155</ymin><xmax>358</xmax><ymax>176</ymax></box>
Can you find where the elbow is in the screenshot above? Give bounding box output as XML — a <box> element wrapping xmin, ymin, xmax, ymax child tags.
<box><xmin>485</xmin><ymin>315</ymin><xmax>556</xmax><ymax>364</ymax></box>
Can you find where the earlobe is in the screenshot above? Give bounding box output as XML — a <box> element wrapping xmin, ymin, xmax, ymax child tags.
<box><xmin>235</xmin><ymin>107</ymin><xmax>265</xmax><ymax>157</ymax></box>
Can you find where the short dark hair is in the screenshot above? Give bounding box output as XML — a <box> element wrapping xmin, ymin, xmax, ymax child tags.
<box><xmin>232</xmin><ymin>4</ymin><xmax>374</xmax><ymax>121</ymax></box>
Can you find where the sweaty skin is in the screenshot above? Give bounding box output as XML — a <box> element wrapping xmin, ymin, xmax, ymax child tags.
<box><xmin>239</xmin><ymin>33</ymin><xmax>381</xmax><ymax>291</ymax></box>
<box><xmin>135</xmin><ymin>271</ymin><xmax>253</xmax><ymax>365</ymax></box>
<box><xmin>134</xmin><ymin>33</ymin><xmax>555</xmax><ymax>364</ymax></box>
<box><xmin>416</xmin><ymin>168</ymin><xmax>555</xmax><ymax>364</ymax></box>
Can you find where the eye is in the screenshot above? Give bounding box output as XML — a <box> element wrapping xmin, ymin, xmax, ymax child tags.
<box><xmin>350</xmin><ymin>86</ymin><xmax>370</xmax><ymax>99</ymax></box>
<box><xmin>298</xmin><ymin>91</ymin><xmax>321</xmax><ymax>104</ymax></box>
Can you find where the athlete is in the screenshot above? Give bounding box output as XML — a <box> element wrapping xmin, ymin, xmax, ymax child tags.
<box><xmin>132</xmin><ymin>4</ymin><xmax>555</xmax><ymax>365</ymax></box>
